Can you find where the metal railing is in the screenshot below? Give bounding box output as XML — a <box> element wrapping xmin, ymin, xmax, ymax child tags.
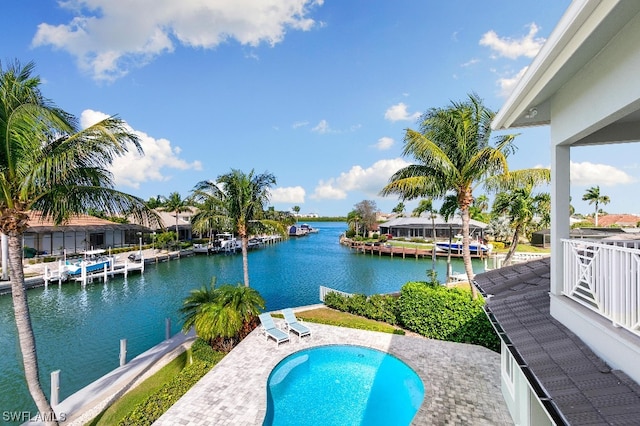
<box><xmin>563</xmin><ymin>238</ymin><xmax>640</xmax><ymax>337</ymax></box>
<box><xmin>319</xmin><ymin>286</ymin><xmax>353</xmax><ymax>302</ymax></box>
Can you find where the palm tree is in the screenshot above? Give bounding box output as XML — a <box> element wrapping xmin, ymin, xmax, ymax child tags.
<box><xmin>392</xmin><ymin>202</ymin><xmax>406</xmax><ymax>216</ymax></box>
<box><xmin>470</xmin><ymin>194</ymin><xmax>490</xmax><ymax>222</ymax></box>
<box><xmin>412</xmin><ymin>198</ymin><xmax>438</xmax><ymax>269</ymax></box>
<box><xmin>492</xmin><ymin>186</ymin><xmax>550</xmax><ymax>265</ymax></box>
<box><xmin>380</xmin><ymin>93</ymin><xmax>549</xmax><ymax>298</ymax></box>
<box><xmin>346</xmin><ymin>210</ymin><xmax>363</xmax><ymax>236</ymax></box>
<box><xmin>0</xmin><ymin>60</ymin><xmax>157</xmax><ymax>423</ymax></box>
<box><xmin>180</xmin><ymin>277</ymin><xmax>265</xmax><ymax>346</ymax></box>
<box><xmin>158</xmin><ymin>192</ymin><xmax>191</xmax><ymax>244</ymax></box>
<box><xmin>582</xmin><ymin>186</ymin><xmax>610</xmax><ymax>226</ymax></box>
<box><xmin>193</xmin><ymin>169</ymin><xmax>280</xmax><ymax>287</ymax></box>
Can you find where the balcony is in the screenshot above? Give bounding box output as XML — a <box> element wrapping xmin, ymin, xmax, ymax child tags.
<box><xmin>562</xmin><ymin>238</ymin><xmax>640</xmax><ymax>338</ymax></box>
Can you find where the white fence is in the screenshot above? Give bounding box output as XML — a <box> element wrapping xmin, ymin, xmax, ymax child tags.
<box><xmin>319</xmin><ymin>286</ymin><xmax>353</xmax><ymax>302</ymax></box>
<box><xmin>563</xmin><ymin>238</ymin><xmax>640</xmax><ymax>337</ymax></box>
<box><xmin>487</xmin><ymin>252</ymin><xmax>550</xmax><ymax>270</ymax></box>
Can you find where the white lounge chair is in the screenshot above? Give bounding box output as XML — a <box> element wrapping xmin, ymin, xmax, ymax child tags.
<box><xmin>258</xmin><ymin>313</ymin><xmax>290</xmax><ymax>345</ymax></box>
<box><xmin>282</xmin><ymin>308</ymin><xmax>311</xmax><ymax>339</ymax></box>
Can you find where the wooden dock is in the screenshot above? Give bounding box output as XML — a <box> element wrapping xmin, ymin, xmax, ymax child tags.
<box><xmin>341</xmin><ymin>238</ymin><xmax>490</xmax><ymax>259</ymax></box>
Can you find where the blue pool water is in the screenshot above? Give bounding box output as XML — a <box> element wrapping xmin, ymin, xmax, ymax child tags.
<box><xmin>264</xmin><ymin>345</ymin><xmax>425</xmax><ymax>426</ymax></box>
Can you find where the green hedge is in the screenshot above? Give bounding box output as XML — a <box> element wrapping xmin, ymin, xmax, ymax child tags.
<box><xmin>118</xmin><ymin>339</ymin><xmax>224</xmax><ymax>426</ymax></box>
<box><xmin>397</xmin><ymin>282</ymin><xmax>499</xmax><ymax>352</ymax></box>
<box><xmin>324</xmin><ymin>292</ymin><xmax>398</xmax><ymax>325</ymax></box>
<box><xmin>325</xmin><ymin>283</ymin><xmax>499</xmax><ymax>352</ymax></box>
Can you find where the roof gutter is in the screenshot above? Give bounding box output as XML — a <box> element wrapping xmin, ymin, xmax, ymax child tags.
<box><xmin>476</xmin><ymin>279</ymin><xmax>571</xmax><ymax>426</ymax></box>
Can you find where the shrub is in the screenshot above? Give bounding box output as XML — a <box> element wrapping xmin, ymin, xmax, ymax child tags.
<box><xmin>397</xmin><ymin>282</ymin><xmax>499</xmax><ymax>352</ymax></box>
<box><xmin>118</xmin><ymin>339</ymin><xmax>224</xmax><ymax>426</ymax></box>
<box><xmin>324</xmin><ymin>292</ymin><xmax>398</xmax><ymax>325</ymax></box>
<box><xmin>491</xmin><ymin>241</ymin><xmax>505</xmax><ymax>250</ymax></box>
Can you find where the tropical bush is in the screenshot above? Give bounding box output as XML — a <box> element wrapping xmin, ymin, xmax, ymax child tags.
<box><xmin>324</xmin><ymin>292</ymin><xmax>398</xmax><ymax>325</ymax></box>
<box><xmin>324</xmin><ymin>282</ymin><xmax>500</xmax><ymax>352</ymax></box>
<box><xmin>180</xmin><ymin>278</ymin><xmax>264</xmax><ymax>352</ymax></box>
<box><xmin>397</xmin><ymin>282</ymin><xmax>499</xmax><ymax>352</ymax></box>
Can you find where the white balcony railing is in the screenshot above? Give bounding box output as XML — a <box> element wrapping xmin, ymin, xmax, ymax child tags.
<box><xmin>563</xmin><ymin>238</ymin><xmax>640</xmax><ymax>337</ymax></box>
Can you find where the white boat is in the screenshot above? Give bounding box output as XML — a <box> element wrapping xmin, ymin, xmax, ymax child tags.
<box><xmin>193</xmin><ymin>243</ymin><xmax>215</xmax><ymax>254</ymax></box>
<box><xmin>288</xmin><ymin>225</ymin><xmax>308</xmax><ymax>237</ymax></box>
<box><xmin>216</xmin><ymin>233</ymin><xmax>241</xmax><ymax>252</ymax></box>
<box><xmin>62</xmin><ymin>249</ymin><xmax>113</xmax><ymax>276</ymax></box>
<box><xmin>435</xmin><ymin>235</ymin><xmax>492</xmax><ymax>255</ymax></box>
<box><xmin>300</xmin><ymin>223</ymin><xmax>319</xmax><ymax>234</ymax></box>
<box><xmin>248</xmin><ymin>237</ymin><xmax>263</xmax><ymax>250</ymax></box>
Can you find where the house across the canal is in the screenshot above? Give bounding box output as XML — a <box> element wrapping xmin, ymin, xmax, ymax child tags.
<box><xmin>378</xmin><ymin>215</ymin><xmax>488</xmax><ymax>241</ymax></box>
<box><xmin>23</xmin><ymin>211</ymin><xmax>151</xmax><ymax>257</ymax></box>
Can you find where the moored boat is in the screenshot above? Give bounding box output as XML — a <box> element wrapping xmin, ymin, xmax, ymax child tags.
<box><xmin>435</xmin><ymin>235</ymin><xmax>491</xmax><ymax>255</ymax></box>
<box><xmin>62</xmin><ymin>249</ymin><xmax>114</xmax><ymax>276</ymax></box>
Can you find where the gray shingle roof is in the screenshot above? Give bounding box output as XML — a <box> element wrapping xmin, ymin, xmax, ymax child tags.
<box><xmin>474</xmin><ymin>258</ymin><xmax>640</xmax><ymax>425</ymax></box>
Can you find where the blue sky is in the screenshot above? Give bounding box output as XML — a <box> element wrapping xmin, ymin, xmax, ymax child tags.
<box><xmin>3</xmin><ymin>0</ymin><xmax>638</xmax><ymax>217</ymax></box>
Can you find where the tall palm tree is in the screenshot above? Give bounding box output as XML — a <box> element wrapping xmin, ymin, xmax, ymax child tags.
<box><xmin>380</xmin><ymin>93</ymin><xmax>549</xmax><ymax>298</ymax></box>
<box><xmin>0</xmin><ymin>60</ymin><xmax>157</xmax><ymax>423</ymax></box>
<box><xmin>492</xmin><ymin>186</ymin><xmax>550</xmax><ymax>265</ymax></box>
<box><xmin>159</xmin><ymin>191</ymin><xmax>191</xmax><ymax>244</ymax></box>
<box><xmin>582</xmin><ymin>186</ymin><xmax>610</xmax><ymax>227</ymax></box>
<box><xmin>193</xmin><ymin>169</ymin><xmax>280</xmax><ymax>287</ymax></box>
<box><xmin>412</xmin><ymin>198</ymin><xmax>438</xmax><ymax>269</ymax></box>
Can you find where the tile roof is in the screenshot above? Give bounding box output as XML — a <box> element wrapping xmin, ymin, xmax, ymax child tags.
<box><xmin>25</xmin><ymin>211</ymin><xmax>149</xmax><ymax>233</ymax></box>
<box><xmin>474</xmin><ymin>258</ymin><xmax>640</xmax><ymax>425</ymax></box>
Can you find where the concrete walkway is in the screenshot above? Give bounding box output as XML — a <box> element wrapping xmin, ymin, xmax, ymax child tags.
<box><xmin>155</xmin><ymin>318</ymin><xmax>513</xmax><ymax>425</ymax></box>
<box><xmin>29</xmin><ymin>329</ymin><xmax>196</xmax><ymax>426</ymax></box>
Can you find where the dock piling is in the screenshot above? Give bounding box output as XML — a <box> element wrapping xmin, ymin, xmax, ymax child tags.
<box><xmin>50</xmin><ymin>370</ymin><xmax>60</xmax><ymax>406</ymax></box>
<box><xmin>119</xmin><ymin>339</ymin><xmax>127</xmax><ymax>366</ymax></box>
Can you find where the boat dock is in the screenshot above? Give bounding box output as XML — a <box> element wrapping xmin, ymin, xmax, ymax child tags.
<box><xmin>341</xmin><ymin>238</ymin><xmax>490</xmax><ymax>259</ymax></box>
<box><xmin>43</xmin><ymin>258</ymin><xmax>145</xmax><ymax>287</ymax></box>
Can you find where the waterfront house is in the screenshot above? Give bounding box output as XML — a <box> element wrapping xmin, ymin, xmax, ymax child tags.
<box><xmin>151</xmin><ymin>208</ymin><xmax>194</xmax><ymax>241</ymax></box>
<box><xmin>481</xmin><ymin>1</ymin><xmax>640</xmax><ymax>424</ymax></box>
<box><xmin>23</xmin><ymin>211</ymin><xmax>150</xmax><ymax>256</ymax></box>
<box><xmin>378</xmin><ymin>214</ymin><xmax>487</xmax><ymax>241</ymax></box>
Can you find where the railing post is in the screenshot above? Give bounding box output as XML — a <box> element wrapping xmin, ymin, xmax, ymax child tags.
<box><xmin>165</xmin><ymin>318</ymin><xmax>171</xmax><ymax>340</ymax></box>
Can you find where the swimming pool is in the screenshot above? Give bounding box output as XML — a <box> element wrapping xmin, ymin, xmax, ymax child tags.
<box><xmin>264</xmin><ymin>345</ymin><xmax>425</xmax><ymax>426</ymax></box>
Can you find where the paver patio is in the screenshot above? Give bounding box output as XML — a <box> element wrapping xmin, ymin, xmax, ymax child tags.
<box><xmin>155</xmin><ymin>316</ymin><xmax>512</xmax><ymax>425</ymax></box>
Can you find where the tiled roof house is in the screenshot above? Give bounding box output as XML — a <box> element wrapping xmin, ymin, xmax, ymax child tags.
<box><xmin>478</xmin><ymin>1</ymin><xmax>640</xmax><ymax>424</ymax></box>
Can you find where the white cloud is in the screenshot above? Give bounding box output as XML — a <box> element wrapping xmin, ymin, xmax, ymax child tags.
<box><xmin>480</xmin><ymin>23</ymin><xmax>545</xmax><ymax>60</ymax></box>
<box><xmin>32</xmin><ymin>0</ymin><xmax>324</xmax><ymax>81</ymax></box>
<box><xmin>312</xmin><ymin>119</ymin><xmax>331</xmax><ymax>134</ymax></box>
<box><xmin>384</xmin><ymin>102</ymin><xmax>420</xmax><ymax>122</ymax></box>
<box><xmin>292</xmin><ymin>121</ymin><xmax>309</xmax><ymax>129</ymax></box>
<box><xmin>80</xmin><ymin>109</ymin><xmax>202</xmax><ymax>189</ymax></box>
<box><xmin>570</xmin><ymin>161</ymin><xmax>636</xmax><ymax>186</ymax></box>
<box><xmin>270</xmin><ymin>186</ymin><xmax>306</xmax><ymax>203</ymax></box>
<box><xmin>461</xmin><ymin>58</ymin><xmax>480</xmax><ymax>68</ymax></box>
<box><xmin>497</xmin><ymin>66</ymin><xmax>528</xmax><ymax>98</ymax></box>
<box><xmin>374</xmin><ymin>136</ymin><xmax>394</xmax><ymax>150</ymax></box>
<box><xmin>310</xmin><ymin>158</ymin><xmax>410</xmax><ymax>200</ymax></box>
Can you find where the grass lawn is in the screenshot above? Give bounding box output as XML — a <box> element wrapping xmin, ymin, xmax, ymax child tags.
<box><xmin>87</xmin><ymin>351</ymin><xmax>190</xmax><ymax>426</ymax></box>
<box><xmin>280</xmin><ymin>307</ymin><xmax>403</xmax><ymax>334</ymax></box>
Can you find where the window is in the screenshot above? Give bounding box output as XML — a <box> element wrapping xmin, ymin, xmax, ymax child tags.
<box><xmin>502</xmin><ymin>341</ymin><xmax>516</xmax><ymax>396</ymax></box>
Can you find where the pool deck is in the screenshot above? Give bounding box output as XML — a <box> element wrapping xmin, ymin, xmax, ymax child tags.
<box><xmin>154</xmin><ymin>312</ymin><xmax>513</xmax><ymax>425</ymax></box>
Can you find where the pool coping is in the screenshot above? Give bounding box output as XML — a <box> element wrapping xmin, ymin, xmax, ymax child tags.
<box><xmin>154</xmin><ymin>311</ymin><xmax>513</xmax><ymax>425</ymax></box>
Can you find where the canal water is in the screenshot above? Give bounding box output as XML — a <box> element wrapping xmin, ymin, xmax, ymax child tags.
<box><xmin>0</xmin><ymin>222</ymin><xmax>483</xmax><ymax>417</ymax></box>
